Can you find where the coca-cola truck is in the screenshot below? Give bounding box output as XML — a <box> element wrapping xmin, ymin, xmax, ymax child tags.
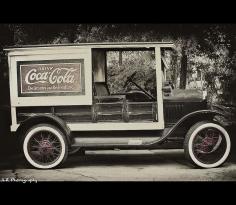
<box><xmin>4</xmin><ymin>42</ymin><xmax>232</xmax><ymax>169</ymax></box>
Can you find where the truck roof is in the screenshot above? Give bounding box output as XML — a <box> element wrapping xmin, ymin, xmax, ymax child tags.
<box><xmin>4</xmin><ymin>42</ymin><xmax>174</xmax><ymax>51</ymax></box>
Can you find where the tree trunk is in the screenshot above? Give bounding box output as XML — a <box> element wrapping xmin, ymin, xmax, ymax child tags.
<box><xmin>119</xmin><ymin>51</ymin><xmax>122</xmax><ymax>66</ymax></box>
<box><xmin>170</xmin><ymin>53</ymin><xmax>178</xmax><ymax>88</ymax></box>
<box><xmin>179</xmin><ymin>49</ymin><xmax>187</xmax><ymax>89</ymax></box>
<box><xmin>67</xmin><ymin>24</ymin><xmax>78</xmax><ymax>43</ymax></box>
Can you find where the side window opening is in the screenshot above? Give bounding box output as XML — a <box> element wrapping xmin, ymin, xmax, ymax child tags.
<box><xmin>106</xmin><ymin>49</ymin><xmax>156</xmax><ymax>98</ymax></box>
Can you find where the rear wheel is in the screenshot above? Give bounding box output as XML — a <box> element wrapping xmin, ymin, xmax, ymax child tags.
<box><xmin>23</xmin><ymin>124</ymin><xmax>68</xmax><ymax>169</ymax></box>
<box><xmin>184</xmin><ymin>121</ymin><xmax>231</xmax><ymax>168</ymax></box>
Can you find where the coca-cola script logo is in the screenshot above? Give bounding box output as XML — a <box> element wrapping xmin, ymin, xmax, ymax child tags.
<box><xmin>19</xmin><ymin>61</ymin><xmax>84</xmax><ymax>96</ymax></box>
<box><xmin>25</xmin><ymin>67</ymin><xmax>77</xmax><ymax>85</ymax></box>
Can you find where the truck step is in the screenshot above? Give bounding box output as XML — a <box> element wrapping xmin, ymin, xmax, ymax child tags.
<box><xmin>71</xmin><ymin>137</ymin><xmax>161</xmax><ymax>147</ymax></box>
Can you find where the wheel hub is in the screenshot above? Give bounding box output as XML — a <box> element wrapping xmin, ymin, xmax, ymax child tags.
<box><xmin>38</xmin><ymin>140</ymin><xmax>53</xmax><ymax>155</ymax></box>
<box><xmin>198</xmin><ymin>136</ymin><xmax>219</xmax><ymax>153</ymax></box>
<box><xmin>195</xmin><ymin>128</ymin><xmax>223</xmax><ymax>154</ymax></box>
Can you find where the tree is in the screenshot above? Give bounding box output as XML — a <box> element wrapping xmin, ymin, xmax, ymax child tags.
<box><xmin>179</xmin><ymin>48</ymin><xmax>187</xmax><ymax>89</ymax></box>
<box><xmin>1</xmin><ymin>23</ymin><xmax>235</xmax><ymax>105</ymax></box>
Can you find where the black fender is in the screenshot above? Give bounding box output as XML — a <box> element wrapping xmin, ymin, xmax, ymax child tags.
<box><xmin>16</xmin><ymin>114</ymin><xmax>72</xmax><ymax>146</ymax></box>
<box><xmin>164</xmin><ymin>109</ymin><xmax>231</xmax><ymax>139</ymax></box>
<box><xmin>147</xmin><ymin>109</ymin><xmax>231</xmax><ymax>147</ymax></box>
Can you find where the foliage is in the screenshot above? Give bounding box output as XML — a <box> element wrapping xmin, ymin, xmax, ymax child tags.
<box><xmin>106</xmin><ymin>51</ymin><xmax>156</xmax><ymax>96</ymax></box>
<box><xmin>0</xmin><ymin>24</ymin><xmax>235</xmax><ymax>105</ymax></box>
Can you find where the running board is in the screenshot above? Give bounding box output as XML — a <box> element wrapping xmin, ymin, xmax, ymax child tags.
<box><xmin>71</xmin><ymin>137</ymin><xmax>161</xmax><ymax>147</ymax></box>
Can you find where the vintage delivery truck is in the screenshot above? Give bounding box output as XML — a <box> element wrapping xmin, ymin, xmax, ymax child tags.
<box><xmin>4</xmin><ymin>42</ymin><xmax>232</xmax><ymax>169</ymax></box>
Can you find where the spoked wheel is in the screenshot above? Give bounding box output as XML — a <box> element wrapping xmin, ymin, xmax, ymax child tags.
<box><xmin>23</xmin><ymin>124</ymin><xmax>68</xmax><ymax>169</ymax></box>
<box><xmin>184</xmin><ymin>121</ymin><xmax>231</xmax><ymax>168</ymax></box>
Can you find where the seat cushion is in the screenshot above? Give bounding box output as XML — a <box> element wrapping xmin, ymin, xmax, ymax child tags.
<box><xmin>94</xmin><ymin>82</ymin><xmax>110</xmax><ymax>96</ymax></box>
<box><xmin>94</xmin><ymin>95</ymin><xmax>126</xmax><ymax>103</ymax></box>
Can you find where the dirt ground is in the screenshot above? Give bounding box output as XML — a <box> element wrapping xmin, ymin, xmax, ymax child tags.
<box><xmin>1</xmin><ymin>149</ymin><xmax>236</xmax><ymax>181</ymax></box>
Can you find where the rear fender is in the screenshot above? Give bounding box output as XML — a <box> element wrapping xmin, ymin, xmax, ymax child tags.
<box><xmin>16</xmin><ymin>114</ymin><xmax>72</xmax><ymax>146</ymax></box>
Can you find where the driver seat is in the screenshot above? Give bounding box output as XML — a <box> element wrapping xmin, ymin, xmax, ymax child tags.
<box><xmin>94</xmin><ymin>82</ymin><xmax>110</xmax><ymax>96</ymax></box>
<box><xmin>94</xmin><ymin>82</ymin><xmax>126</xmax><ymax>103</ymax></box>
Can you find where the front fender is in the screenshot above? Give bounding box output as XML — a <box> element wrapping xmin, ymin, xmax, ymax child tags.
<box><xmin>164</xmin><ymin>109</ymin><xmax>230</xmax><ymax>139</ymax></box>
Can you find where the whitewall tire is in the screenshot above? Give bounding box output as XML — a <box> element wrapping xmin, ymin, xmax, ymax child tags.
<box><xmin>184</xmin><ymin>121</ymin><xmax>231</xmax><ymax>168</ymax></box>
<box><xmin>23</xmin><ymin>124</ymin><xmax>68</xmax><ymax>169</ymax></box>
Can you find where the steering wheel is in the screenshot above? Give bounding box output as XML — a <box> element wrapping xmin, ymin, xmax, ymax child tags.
<box><xmin>123</xmin><ymin>71</ymin><xmax>137</xmax><ymax>88</ymax></box>
<box><xmin>123</xmin><ymin>71</ymin><xmax>156</xmax><ymax>101</ymax></box>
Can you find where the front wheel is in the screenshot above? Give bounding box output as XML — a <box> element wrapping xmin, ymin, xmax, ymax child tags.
<box><xmin>184</xmin><ymin>121</ymin><xmax>231</xmax><ymax>168</ymax></box>
<box><xmin>23</xmin><ymin>124</ymin><xmax>68</xmax><ymax>169</ymax></box>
